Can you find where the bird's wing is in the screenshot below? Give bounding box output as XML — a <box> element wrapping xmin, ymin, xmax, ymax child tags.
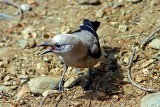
<box><xmin>72</xmin><ymin>19</ymin><xmax>101</xmax><ymax>58</ymax></box>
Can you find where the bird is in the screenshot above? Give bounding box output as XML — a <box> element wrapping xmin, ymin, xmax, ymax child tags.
<box><xmin>38</xmin><ymin>19</ymin><xmax>103</xmax><ymax>91</ymax></box>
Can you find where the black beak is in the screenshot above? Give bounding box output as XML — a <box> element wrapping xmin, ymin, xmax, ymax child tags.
<box><xmin>37</xmin><ymin>42</ymin><xmax>54</xmax><ymax>55</ymax></box>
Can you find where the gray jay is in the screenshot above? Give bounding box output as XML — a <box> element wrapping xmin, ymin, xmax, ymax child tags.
<box><xmin>38</xmin><ymin>19</ymin><xmax>103</xmax><ymax>91</ymax></box>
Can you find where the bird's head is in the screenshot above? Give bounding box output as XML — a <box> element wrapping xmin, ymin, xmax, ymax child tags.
<box><xmin>38</xmin><ymin>34</ymin><xmax>80</xmax><ymax>55</ymax></box>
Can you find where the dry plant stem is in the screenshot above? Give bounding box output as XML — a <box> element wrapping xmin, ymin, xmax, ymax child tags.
<box><xmin>141</xmin><ymin>28</ymin><xmax>160</xmax><ymax>49</ymax></box>
<box><xmin>1</xmin><ymin>0</ymin><xmax>24</xmax><ymax>23</ymax></box>
<box><xmin>128</xmin><ymin>47</ymin><xmax>159</xmax><ymax>92</ymax></box>
<box><xmin>39</xmin><ymin>92</ymin><xmax>62</xmax><ymax>107</ymax></box>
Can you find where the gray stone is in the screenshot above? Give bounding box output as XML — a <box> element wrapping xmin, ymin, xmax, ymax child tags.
<box><xmin>77</xmin><ymin>0</ymin><xmax>100</xmax><ymax>5</ymax></box>
<box><xmin>18</xmin><ymin>39</ymin><xmax>36</xmax><ymax>49</ymax></box>
<box><xmin>60</xmin><ymin>26</ymin><xmax>71</xmax><ymax>34</ymax></box>
<box><xmin>118</xmin><ymin>24</ymin><xmax>128</xmax><ymax>33</ymax></box>
<box><xmin>149</xmin><ymin>39</ymin><xmax>160</xmax><ymax>49</ymax></box>
<box><xmin>42</xmin><ymin>90</ymin><xmax>59</xmax><ymax>97</ymax></box>
<box><xmin>28</xmin><ymin>76</ymin><xmax>61</xmax><ymax>94</ymax></box>
<box><xmin>64</xmin><ymin>76</ymin><xmax>80</xmax><ymax>88</ymax></box>
<box><xmin>126</xmin><ymin>0</ymin><xmax>142</xmax><ymax>3</ymax></box>
<box><xmin>141</xmin><ymin>92</ymin><xmax>160</xmax><ymax>107</ymax></box>
<box><xmin>0</xmin><ymin>85</ymin><xmax>11</xmax><ymax>93</ymax></box>
<box><xmin>20</xmin><ymin>4</ymin><xmax>31</xmax><ymax>12</ymax></box>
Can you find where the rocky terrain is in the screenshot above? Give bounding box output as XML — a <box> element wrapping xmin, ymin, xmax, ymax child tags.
<box><xmin>0</xmin><ymin>0</ymin><xmax>160</xmax><ymax>107</ymax></box>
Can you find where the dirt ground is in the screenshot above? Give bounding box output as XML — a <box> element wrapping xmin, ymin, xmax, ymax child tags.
<box><xmin>0</xmin><ymin>0</ymin><xmax>160</xmax><ymax>107</ymax></box>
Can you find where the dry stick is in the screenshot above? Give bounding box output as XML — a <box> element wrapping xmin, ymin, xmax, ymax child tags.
<box><xmin>141</xmin><ymin>28</ymin><xmax>160</xmax><ymax>49</ymax></box>
<box><xmin>1</xmin><ymin>0</ymin><xmax>24</xmax><ymax>23</ymax></box>
<box><xmin>39</xmin><ymin>92</ymin><xmax>62</xmax><ymax>107</ymax></box>
<box><xmin>128</xmin><ymin>47</ymin><xmax>159</xmax><ymax>92</ymax></box>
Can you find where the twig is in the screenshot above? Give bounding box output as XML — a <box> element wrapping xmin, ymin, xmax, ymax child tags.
<box><xmin>127</xmin><ymin>47</ymin><xmax>159</xmax><ymax>92</ymax></box>
<box><xmin>141</xmin><ymin>28</ymin><xmax>160</xmax><ymax>49</ymax></box>
<box><xmin>39</xmin><ymin>91</ymin><xmax>62</xmax><ymax>107</ymax></box>
<box><xmin>55</xmin><ymin>94</ymin><xmax>62</xmax><ymax>107</ymax></box>
<box><xmin>1</xmin><ymin>0</ymin><xmax>24</xmax><ymax>23</ymax></box>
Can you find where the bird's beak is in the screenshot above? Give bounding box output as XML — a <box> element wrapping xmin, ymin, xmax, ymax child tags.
<box><xmin>37</xmin><ymin>41</ymin><xmax>55</xmax><ymax>55</ymax></box>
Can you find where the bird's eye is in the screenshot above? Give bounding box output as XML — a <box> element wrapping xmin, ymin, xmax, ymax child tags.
<box><xmin>55</xmin><ymin>44</ymin><xmax>62</xmax><ymax>48</ymax></box>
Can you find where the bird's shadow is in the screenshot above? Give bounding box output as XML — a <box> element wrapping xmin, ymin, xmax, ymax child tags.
<box><xmin>75</xmin><ymin>46</ymin><xmax>125</xmax><ymax>101</ymax></box>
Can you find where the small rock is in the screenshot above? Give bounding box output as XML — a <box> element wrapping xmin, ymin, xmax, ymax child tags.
<box><xmin>96</xmin><ymin>6</ymin><xmax>108</xmax><ymax>18</ymax></box>
<box><xmin>18</xmin><ymin>75</ymin><xmax>29</xmax><ymax>84</ymax></box>
<box><xmin>42</xmin><ymin>90</ymin><xmax>59</xmax><ymax>97</ymax></box>
<box><xmin>20</xmin><ymin>4</ymin><xmax>31</xmax><ymax>12</ymax></box>
<box><xmin>36</xmin><ymin>62</ymin><xmax>49</xmax><ymax>74</ymax></box>
<box><xmin>60</xmin><ymin>26</ymin><xmax>71</xmax><ymax>34</ymax></box>
<box><xmin>123</xmin><ymin>57</ymin><xmax>129</xmax><ymax>64</ymax></box>
<box><xmin>96</xmin><ymin>9</ymin><xmax>104</xmax><ymax>18</ymax></box>
<box><xmin>21</xmin><ymin>27</ymin><xmax>37</xmax><ymax>39</ymax></box>
<box><xmin>135</xmin><ymin>75</ymin><xmax>142</xmax><ymax>82</ymax></box>
<box><xmin>77</xmin><ymin>0</ymin><xmax>100</xmax><ymax>5</ymax></box>
<box><xmin>64</xmin><ymin>76</ymin><xmax>81</xmax><ymax>88</ymax></box>
<box><xmin>118</xmin><ymin>24</ymin><xmax>128</xmax><ymax>33</ymax></box>
<box><xmin>155</xmin><ymin>52</ymin><xmax>160</xmax><ymax>61</ymax></box>
<box><xmin>141</xmin><ymin>92</ymin><xmax>160</xmax><ymax>107</ymax></box>
<box><xmin>16</xmin><ymin>86</ymin><xmax>29</xmax><ymax>100</ymax></box>
<box><xmin>18</xmin><ymin>39</ymin><xmax>28</xmax><ymax>49</ymax></box>
<box><xmin>0</xmin><ymin>85</ymin><xmax>11</xmax><ymax>94</ymax></box>
<box><xmin>0</xmin><ymin>47</ymin><xmax>16</xmax><ymax>59</ymax></box>
<box><xmin>18</xmin><ymin>39</ymin><xmax>36</xmax><ymax>49</ymax></box>
<box><xmin>138</xmin><ymin>37</ymin><xmax>148</xmax><ymax>44</ymax></box>
<box><xmin>148</xmin><ymin>39</ymin><xmax>160</xmax><ymax>49</ymax></box>
<box><xmin>126</xmin><ymin>0</ymin><xmax>142</xmax><ymax>3</ymax></box>
<box><xmin>28</xmin><ymin>76</ymin><xmax>61</xmax><ymax>94</ymax></box>
<box><xmin>141</xmin><ymin>59</ymin><xmax>156</xmax><ymax>68</ymax></box>
<box><xmin>42</xmin><ymin>57</ymin><xmax>49</xmax><ymax>62</ymax></box>
<box><xmin>141</xmin><ymin>69</ymin><xmax>152</xmax><ymax>75</ymax></box>
<box><xmin>0</xmin><ymin>103</ymin><xmax>13</xmax><ymax>107</ymax></box>
<box><xmin>3</xmin><ymin>75</ymin><xmax>11</xmax><ymax>82</ymax></box>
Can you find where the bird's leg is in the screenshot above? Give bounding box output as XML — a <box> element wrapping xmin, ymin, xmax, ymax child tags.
<box><xmin>58</xmin><ymin>64</ymin><xmax>68</xmax><ymax>91</ymax></box>
<box><xmin>88</xmin><ymin>68</ymin><xmax>93</xmax><ymax>90</ymax></box>
<box><xmin>83</xmin><ymin>68</ymin><xmax>93</xmax><ymax>90</ymax></box>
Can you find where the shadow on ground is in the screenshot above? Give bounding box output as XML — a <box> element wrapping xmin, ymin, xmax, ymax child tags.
<box><xmin>76</xmin><ymin>46</ymin><xmax>125</xmax><ymax>101</ymax></box>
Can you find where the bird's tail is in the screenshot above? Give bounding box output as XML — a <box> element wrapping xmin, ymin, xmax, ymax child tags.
<box><xmin>83</xmin><ymin>19</ymin><xmax>100</xmax><ymax>32</ymax></box>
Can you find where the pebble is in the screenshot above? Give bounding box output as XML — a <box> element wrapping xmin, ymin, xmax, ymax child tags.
<box><xmin>64</xmin><ymin>76</ymin><xmax>81</xmax><ymax>88</ymax></box>
<box><xmin>0</xmin><ymin>47</ymin><xmax>16</xmax><ymax>59</ymax></box>
<box><xmin>28</xmin><ymin>76</ymin><xmax>61</xmax><ymax>94</ymax></box>
<box><xmin>123</xmin><ymin>57</ymin><xmax>129</xmax><ymax>64</ymax></box>
<box><xmin>0</xmin><ymin>103</ymin><xmax>12</xmax><ymax>107</ymax></box>
<box><xmin>141</xmin><ymin>59</ymin><xmax>156</xmax><ymax>68</ymax></box>
<box><xmin>118</xmin><ymin>24</ymin><xmax>128</xmax><ymax>33</ymax></box>
<box><xmin>36</xmin><ymin>62</ymin><xmax>49</xmax><ymax>74</ymax></box>
<box><xmin>77</xmin><ymin>0</ymin><xmax>100</xmax><ymax>5</ymax></box>
<box><xmin>18</xmin><ymin>39</ymin><xmax>36</xmax><ymax>49</ymax></box>
<box><xmin>42</xmin><ymin>90</ymin><xmax>59</xmax><ymax>97</ymax></box>
<box><xmin>148</xmin><ymin>38</ymin><xmax>160</xmax><ymax>49</ymax></box>
<box><xmin>0</xmin><ymin>85</ymin><xmax>11</xmax><ymax>94</ymax></box>
<box><xmin>21</xmin><ymin>27</ymin><xmax>37</xmax><ymax>39</ymax></box>
<box><xmin>155</xmin><ymin>52</ymin><xmax>160</xmax><ymax>61</ymax></box>
<box><xmin>141</xmin><ymin>69</ymin><xmax>152</xmax><ymax>75</ymax></box>
<box><xmin>96</xmin><ymin>5</ymin><xmax>108</xmax><ymax>18</ymax></box>
<box><xmin>141</xmin><ymin>92</ymin><xmax>160</xmax><ymax>107</ymax></box>
<box><xmin>60</xmin><ymin>26</ymin><xmax>71</xmax><ymax>34</ymax></box>
<box><xmin>18</xmin><ymin>75</ymin><xmax>29</xmax><ymax>85</ymax></box>
<box><xmin>20</xmin><ymin>4</ymin><xmax>31</xmax><ymax>12</ymax></box>
<box><xmin>16</xmin><ymin>86</ymin><xmax>29</xmax><ymax>100</ymax></box>
<box><xmin>126</xmin><ymin>0</ymin><xmax>142</xmax><ymax>3</ymax></box>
